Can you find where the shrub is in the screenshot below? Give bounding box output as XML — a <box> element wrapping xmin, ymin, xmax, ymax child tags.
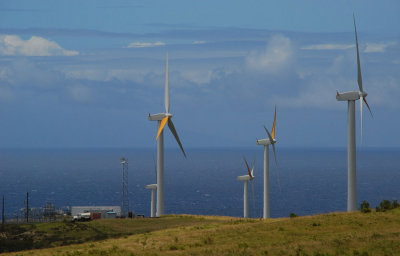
<box><xmin>380</xmin><ymin>200</ymin><xmax>392</xmax><ymax>211</ymax></box>
<box><xmin>360</xmin><ymin>200</ymin><xmax>371</xmax><ymax>213</ymax></box>
<box><xmin>376</xmin><ymin>199</ymin><xmax>399</xmax><ymax>212</ymax></box>
<box><xmin>289</xmin><ymin>213</ymin><xmax>298</xmax><ymax>218</ymax></box>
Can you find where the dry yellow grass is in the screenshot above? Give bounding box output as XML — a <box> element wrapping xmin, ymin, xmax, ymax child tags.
<box><xmin>3</xmin><ymin>210</ymin><xmax>400</xmax><ymax>256</ymax></box>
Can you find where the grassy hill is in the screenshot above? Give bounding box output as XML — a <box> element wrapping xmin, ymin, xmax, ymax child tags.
<box><xmin>1</xmin><ymin>210</ymin><xmax>400</xmax><ymax>255</ymax></box>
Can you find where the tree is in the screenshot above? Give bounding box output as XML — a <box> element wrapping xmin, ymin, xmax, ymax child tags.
<box><xmin>360</xmin><ymin>200</ymin><xmax>371</xmax><ymax>213</ymax></box>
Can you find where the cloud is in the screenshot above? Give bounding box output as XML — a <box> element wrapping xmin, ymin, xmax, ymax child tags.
<box><xmin>364</xmin><ymin>42</ymin><xmax>396</xmax><ymax>53</ymax></box>
<box><xmin>302</xmin><ymin>42</ymin><xmax>397</xmax><ymax>53</ymax></box>
<box><xmin>0</xmin><ymin>35</ymin><xmax>79</xmax><ymax>56</ymax></box>
<box><xmin>274</xmin><ymin>53</ymin><xmax>359</xmax><ymax>109</ymax></box>
<box><xmin>246</xmin><ymin>34</ymin><xmax>293</xmax><ymax>73</ymax></box>
<box><xmin>126</xmin><ymin>41</ymin><xmax>165</xmax><ymax>48</ymax></box>
<box><xmin>301</xmin><ymin>44</ymin><xmax>354</xmax><ymax>50</ymax></box>
<box><xmin>274</xmin><ymin>79</ymin><xmax>345</xmax><ymax>109</ymax></box>
<box><xmin>64</xmin><ymin>68</ymin><xmax>153</xmax><ymax>84</ymax></box>
<box><xmin>192</xmin><ymin>41</ymin><xmax>206</xmax><ymax>45</ymax></box>
<box><xmin>180</xmin><ymin>69</ymin><xmax>228</xmax><ymax>85</ymax></box>
<box><xmin>0</xmin><ymin>58</ymin><xmax>64</xmax><ymax>88</ymax></box>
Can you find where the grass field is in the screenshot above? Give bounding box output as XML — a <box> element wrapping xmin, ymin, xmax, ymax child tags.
<box><xmin>1</xmin><ymin>210</ymin><xmax>400</xmax><ymax>256</ymax></box>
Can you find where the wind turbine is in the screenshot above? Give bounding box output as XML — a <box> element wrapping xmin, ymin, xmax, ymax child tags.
<box><xmin>336</xmin><ymin>15</ymin><xmax>373</xmax><ymax>212</ymax></box>
<box><xmin>145</xmin><ymin>184</ymin><xmax>157</xmax><ymax>217</ymax></box>
<box><xmin>256</xmin><ymin>105</ymin><xmax>280</xmax><ymax>219</ymax></box>
<box><xmin>148</xmin><ymin>53</ymin><xmax>186</xmax><ymax>217</ymax></box>
<box><xmin>145</xmin><ymin>155</ymin><xmax>158</xmax><ymax>218</ymax></box>
<box><xmin>237</xmin><ymin>157</ymin><xmax>255</xmax><ymax>218</ymax></box>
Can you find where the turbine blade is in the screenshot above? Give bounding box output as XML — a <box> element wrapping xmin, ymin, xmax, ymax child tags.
<box><xmin>165</xmin><ymin>52</ymin><xmax>170</xmax><ymax>113</ymax></box>
<box><xmin>363</xmin><ymin>97</ymin><xmax>373</xmax><ymax>117</ymax></box>
<box><xmin>156</xmin><ymin>116</ymin><xmax>169</xmax><ymax>140</ymax></box>
<box><xmin>353</xmin><ymin>14</ymin><xmax>363</xmax><ymax>92</ymax></box>
<box><xmin>251</xmin><ymin>158</ymin><xmax>256</xmax><ymax>177</ymax></box>
<box><xmin>271</xmin><ymin>143</ymin><xmax>282</xmax><ymax>192</ymax></box>
<box><xmin>264</xmin><ymin>126</ymin><xmax>274</xmax><ymax>142</ymax></box>
<box><xmin>271</xmin><ymin>105</ymin><xmax>277</xmax><ymax>139</ymax></box>
<box><xmin>360</xmin><ymin>96</ymin><xmax>363</xmax><ymax>144</ymax></box>
<box><xmin>167</xmin><ymin>119</ymin><xmax>187</xmax><ymax>158</ymax></box>
<box><xmin>243</xmin><ymin>157</ymin><xmax>251</xmax><ymax>178</ymax></box>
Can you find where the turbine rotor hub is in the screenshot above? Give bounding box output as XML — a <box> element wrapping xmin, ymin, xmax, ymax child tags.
<box><xmin>359</xmin><ymin>91</ymin><xmax>368</xmax><ymax>98</ymax></box>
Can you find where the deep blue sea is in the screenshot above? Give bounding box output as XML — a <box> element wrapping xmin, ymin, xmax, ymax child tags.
<box><xmin>0</xmin><ymin>148</ymin><xmax>399</xmax><ymax>218</ymax></box>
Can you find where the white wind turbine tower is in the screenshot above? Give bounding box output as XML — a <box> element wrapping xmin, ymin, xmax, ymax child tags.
<box><xmin>336</xmin><ymin>15</ymin><xmax>373</xmax><ymax>212</ymax></box>
<box><xmin>145</xmin><ymin>155</ymin><xmax>158</xmax><ymax>217</ymax></box>
<box><xmin>256</xmin><ymin>105</ymin><xmax>280</xmax><ymax>219</ymax></box>
<box><xmin>148</xmin><ymin>53</ymin><xmax>187</xmax><ymax>217</ymax></box>
<box><xmin>145</xmin><ymin>184</ymin><xmax>157</xmax><ymax>217</ymax></box>
<box><xmin>237</xmin><ymin>157</ymin><xmax>255</xmax><ymax>218</ymax></box>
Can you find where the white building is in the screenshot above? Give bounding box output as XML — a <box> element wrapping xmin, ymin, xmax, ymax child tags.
<box><xmin>71</xmin><ymin>206</ymin><xmax>121</xmax><ymax>219</ymax></box>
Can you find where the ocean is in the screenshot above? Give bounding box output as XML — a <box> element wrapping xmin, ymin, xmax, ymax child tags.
<box><xmin>0</xmin><ymin>147</ymin><xmax>399</xmax><ymax>218</ymax></box>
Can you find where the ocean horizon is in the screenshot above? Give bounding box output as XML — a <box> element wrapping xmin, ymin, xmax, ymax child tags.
<box><xmin>0</xmin><ymin>147</ymin><xmax>399</xmax><ymax>219</ymax></box>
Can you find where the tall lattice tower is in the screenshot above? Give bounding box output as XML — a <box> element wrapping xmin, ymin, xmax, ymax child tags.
<box><xmin>120</xmin><ymin>158</ymin><xmax>129</xmax><ymax>217</ymax></box>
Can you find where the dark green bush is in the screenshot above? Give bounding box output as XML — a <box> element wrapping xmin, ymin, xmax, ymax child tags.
<box><xmin>376</xmin><ymin>199</ymin><xmax>400</xmax><ymax>212</ymax></box>
<box><xmin>360</xmin><ymin>200</ymin><xmax>371</xmax><ymax>213</ymax></box>
<box><xmin>375</xmin><ymin>199</ymin><xmax>400</xmax><ymax>212</ymax></box>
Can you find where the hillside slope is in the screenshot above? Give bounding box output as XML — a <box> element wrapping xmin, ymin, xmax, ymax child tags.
<box><xmin>2</xmin><ymin>210</ymin><xmax>400</xmax><ymax>255</ymax></box>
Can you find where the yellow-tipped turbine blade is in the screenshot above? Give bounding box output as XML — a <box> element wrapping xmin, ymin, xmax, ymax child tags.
<box><xmin>271</xmin><ymin>105</ymin><xmax>277</xmax><ymax>139</ymax></box>
<box><xmin>156</xmin><ymin>116</ymin><xmax>169</xmax><ymax>140</ymax></box>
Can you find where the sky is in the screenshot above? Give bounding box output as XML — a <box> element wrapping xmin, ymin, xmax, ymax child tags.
<box><xmin>0</xmin><ymin>0</ymin><xmax>399</xmax><ymax>149</ymax></box>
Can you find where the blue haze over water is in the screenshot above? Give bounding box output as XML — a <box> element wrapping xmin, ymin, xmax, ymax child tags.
<box><xmin>0</xmin><ymin>148</ymin><xmax>399</xmax><ymax>218</ymax></box>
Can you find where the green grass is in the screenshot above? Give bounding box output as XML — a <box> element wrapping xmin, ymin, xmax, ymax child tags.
<box><xmin>0</xmin><ymin>215</ymin><xmax>229</xmax><ymax>253</ymax></box>
<box><xmin>2</xmin><ymin>211</ymin><xmax>400</xmax><ymax>255</ymax></box>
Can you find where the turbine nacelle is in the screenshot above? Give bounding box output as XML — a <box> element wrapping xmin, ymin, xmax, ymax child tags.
<box><xmin>336</xmin><ymin>91</ymin><xmax>360</xmax><ymax>101</ymax></box>
<box><xmin>145</xmin><ymin>184</ymin><xmax>157</xmax><ymax>190</ymax></box>
<box><xmin>148</xmin><ymin>113</ymin><xmax>173</xmax><ymax>121</ymax></box>
<box><xmin>237</xmin><ymin>175</ymin><xmax>253</xmax><ymax>181</ymax></box>
<box><xmin>256</xmin><ymin>138</ymin><xmax>275</xmax><ymax>146</ymax></box>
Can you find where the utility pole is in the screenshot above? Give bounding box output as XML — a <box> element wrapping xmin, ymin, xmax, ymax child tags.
<box><xmin>2</xmin><ymin>195</ymin><xmax>4</xmax><ymax>226</ymax></box>
<box><xmin>26</xmin><ymin>192</ymin><xmax>29</xmax><ymax>223</ymax></box>
<box><xmin>121</xmin><ymin>158</ymin><xmax>129</xmax><ymax>218</ymax></box>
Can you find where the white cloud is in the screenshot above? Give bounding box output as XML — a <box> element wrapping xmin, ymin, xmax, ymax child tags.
<box><xmin>274</xmin><ymin>80</ymin><xmax>344</xmax><ymax>109</ymax></box>
<box><xmin>302</xmin><ymin>42</ymin><xmax>397</xmax><ymax>53</ymax></box>
<box><xmin>364</xmin><ymin>42</ymin><xmax>396</xmax><ymax>53</ymax></box>
<box><xmin>126</xmin><ymin>41</ymin><xmax>165</xmax><ymax>48</ymax></box>
<box><xmin>275</xmin><ymin>54</ymin><xmax>358</xmax><ymax>109</ymax></box>
<box><xmin>301</xmin><ymin>44</ymin><xmax>354</xmax><ymax>50</ymax></box>
<box><xmin>366</xmin><ymin>76</ymin><xmax>400</xmax><ymax>108</ymax></box>
<box><xmin>0</xmin><ymin>59</ymin><xmax>63</xmax><ymax>88</ymax></box>
<box><xmin>246</xmin><ymin>34</ymin><xmax>293</xmax><ymax>73</ymax></box>
<box><xmin>192</xmin><ymin>41</ymin><xmax>206</xmax><ymax>45</ymax></box>
<box><xmin>64</xmin><ymin>68</ymin><xmax>150</xmax><ymax>83</ymax></box>
<box><xmin>0</xmin><ymin>35</ymin><xmax>79</xmax><ymax>56</ymax></box>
